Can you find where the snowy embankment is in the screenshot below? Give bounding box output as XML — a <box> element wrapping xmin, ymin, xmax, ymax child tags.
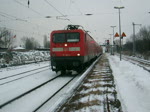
<box><xmin>0</xmin><ymin>50</ymin><xmax>50</xmax><ymax>68</ymax></box>
<box><xmin>108</xmin><ymin>55</ymin><xmax>150</xmax><ymax>112</ymax></box>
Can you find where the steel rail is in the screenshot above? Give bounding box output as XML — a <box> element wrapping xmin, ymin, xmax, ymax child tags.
<box><xmin>33</xmin><ymin>75</ymin><xmax>77</xmax><ymax>112</ymax></box>
<box><xmin>0</xmin><ymin>75</ymin><xmax>60</xmax><ymax>109</ymax></box>
<box><xmin>0</xmin><ymin>55</ymin><xmax>103</xmax><ymax>111</ymax></box>
<box><xmin>0</xmin><ymin>65</ymin><xmax>49</xmax><ymax>81</ymax></box>
<box><xmin>0</xmin><ymin>68</ymin><xmax>50</xmax><ymax>86</ymax></box>
<box><xmin>124</xmin><ymin>56</ymin><xmax>150</xmax><ymax>65</ymax></box>
<box><xmin>122</xmin><ymin>56</ymin><xmax>150</xmax><ymax>72</ymax></box>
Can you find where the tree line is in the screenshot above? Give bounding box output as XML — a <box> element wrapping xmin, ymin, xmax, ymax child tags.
<box><xmin>0</xmin><ymin>27</ymin><xmax>50</xmax><ymax>50</ymax></box>
<box><xmin>123</xmin><ymin>26</ymin><xmax>150</xmax><ymax>55</ymax></box>
<box><xmin>0</xmin><ymin>28</ymin><xmax>14</xmax><ymax>49</ymax></box>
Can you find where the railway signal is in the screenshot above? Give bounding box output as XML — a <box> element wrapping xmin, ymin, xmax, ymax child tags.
<box><xmin>106</xmin><ymin>40</ymin><xmax>109</xmax><ymax>45</ymax></box>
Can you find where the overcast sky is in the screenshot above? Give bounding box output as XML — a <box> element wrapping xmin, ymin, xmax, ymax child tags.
<box><xmin>0</xmin><ymin>0</ymin><xmax>150</xmax><ymax>46</ymax></box>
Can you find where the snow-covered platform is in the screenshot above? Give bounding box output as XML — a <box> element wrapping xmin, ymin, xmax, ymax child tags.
<box><xmin>57</xmin><ymin>54</ymin><xmax>122</xmax><ymax>112</ymax></box>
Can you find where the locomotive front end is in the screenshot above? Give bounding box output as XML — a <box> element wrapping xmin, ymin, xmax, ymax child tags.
<box><xmin>50</xmin><ymin>29</ymin><xmax>85</xmax><ymax>73</ymax></box>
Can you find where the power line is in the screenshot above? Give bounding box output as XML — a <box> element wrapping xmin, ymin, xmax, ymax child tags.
<box><xmin>0</xmin><ymin>11</ymin><xmax>51</xmax><ymax>35</ymax></box>
<box><xmin>0</xmin><ymin>11</ymin><xmax>27</xmax><ymax>22</ymax></box>
<box><xmin>0</xmin><ymin>11</ymin><xmax>49</xmax><ymax>32</ymax></box>
<box><xmin>0</xmin><ymin>26</ymin><xmax>48</xmax><ymax>37</ymax></box>
<box><xmin>44</xmin><ymin>0</ymin><xmax>71</xmax><ymax>22</ymax></box>
<box><xmin>13</xmin><ymin>0</ymin><xmax>43</xmax><ymax>17</ymax></box>
<box><xmin>0</xmin><ymin>13</ymin><xmax>15</xmax><ymax>20</ymax></box>
<box><xmin>44</xmin><ymin>0</ymin><xmax>65</xmax><ymax>17</ymax></box>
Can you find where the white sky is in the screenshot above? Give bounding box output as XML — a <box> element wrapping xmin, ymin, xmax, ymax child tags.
<box><xmin>0</xmin><ymin>0</ymin><xmax>150</xmax><ymax>46</ymax></box>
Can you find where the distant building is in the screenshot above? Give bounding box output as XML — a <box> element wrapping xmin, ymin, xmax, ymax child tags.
<box><xmin>12</xmin><ymin>46</ymin><xmax>27</xmax><ymax>52</ymax></box>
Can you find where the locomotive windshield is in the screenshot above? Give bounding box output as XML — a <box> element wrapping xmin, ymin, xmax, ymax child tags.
<box><xmin>53</xmin><ymin>33</ymin><xmax>66</xmax><ymax>43</ymax></box>
<box><xmin>53</xmin><ymin>33</ymin><xmax>80</xmax><ymax>43</ymax></box>
<box><xmin>66</xmin><ymin>33</ymin><xmax>80</xmax><ymax>42</ymax></box>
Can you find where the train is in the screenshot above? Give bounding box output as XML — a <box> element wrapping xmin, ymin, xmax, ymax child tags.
<box><xmin>50</xmin><ymin>25</ymin><xmax>103</xmax><ymax>74</ymax></box>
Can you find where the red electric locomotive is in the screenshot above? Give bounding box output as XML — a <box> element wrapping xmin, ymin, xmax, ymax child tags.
<box><xmin>50</xmin><ymin>25</ymin><xmax>102</xmax><ymax>74</ymax></box>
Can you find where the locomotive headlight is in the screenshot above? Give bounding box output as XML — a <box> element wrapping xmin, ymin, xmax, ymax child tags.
<box><xmin>77</xmin><ymin>53</ymin><xmax>80</xmax><ymax>56</ymax></box>
<box><xmin>64</xmin><ymin>44</ymin><xmax>67</xmax><ymax>47</ymax></box>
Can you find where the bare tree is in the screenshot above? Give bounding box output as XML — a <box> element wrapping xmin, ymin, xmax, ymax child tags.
<box><xmin>43</xmin><ymin>35</ymin><xmax>50</xmax><ymax>48</ymax></box>
<box><xmin>0</xmin><ymin>28</ymin><xmax>16</xmax><ymax>49</ymax></box>
<box><xmin>21</xmin><ymin>37</ymin><xmax>40</xmax><ymax>50</ymax></box>
<box><xmin>124</xmin><ymin>25</ymin><xmax>150</xmax><ymax>55</ymax></box>
<box><xmin>114</xmin><ymin>39</ymin><xmax>120</xmax><ymax>53</ymax></box>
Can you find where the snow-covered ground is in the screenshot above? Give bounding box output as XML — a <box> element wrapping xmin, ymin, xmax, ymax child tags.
<box><xmin>108</xmin><ymin>55</ymin><xmax>150</xmax><ymax>112</ymax></box>
<box><xmin>0</xmin><ymin>54</ymin><xmax>149</xmax><ymax>112</ymax></box>
<box><xmin>0</xmin><ymin>59</ymin><xmax>97</xmax><ymax>112</ymax></box>
<box><xmin>0</xmin><ymin>50</ymin><xmax>50</xmax><ymax>68</ymax></box>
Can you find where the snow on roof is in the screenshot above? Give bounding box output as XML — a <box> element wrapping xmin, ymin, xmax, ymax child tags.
<box><xmin>13</xmin><ymin>46</ymin><xmax>25</xmax><ymax>50</ymax></box>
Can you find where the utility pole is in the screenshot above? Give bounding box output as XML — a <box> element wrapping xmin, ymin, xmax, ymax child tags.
<box><xmin>110</xmin><ymin>26</ymin><xmax>116</xmax><ymax>55</ymax></box>
<box><xmin>132</xmin><ymin>22</ymin><xmax>141</xmax><ymax>56</ymax></box>
<box><xmin>114</xmin><ymin>6</ymin><xmax>124</xmax><ymax>61</ymax></box>
<box><xmin>109</xmin><ymin>34</ymin><xmax>113</xmax><ymax>54</ymax></box>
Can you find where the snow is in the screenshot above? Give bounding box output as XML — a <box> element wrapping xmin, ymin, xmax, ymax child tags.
<box><xmin>0</xmin><ymin>61</ymin><xmax>50</xmax><ymax>77</ymax></box>
<box><xmin>48</xmin><ymin>57</ymin><xmax>99</xmax><ymax>112</ymax></box>
<box><xmin>108</xmin><ymin>55</ymin><xmax>150</xmax><ymax>112</ymax></box>
<box><xmin>0</xmin><ymin>62</ymin><xmax>52</xmax><ymax>106</ymax></box>
<box><xmin>1</xmin><ymin>77</ymin><xmax>73</xmax><ymax>112</ymax></box>
<box><xmin>13</xmin><ymin>46</ymin><xmax>25</xmax><ymax>50</ymax></box>
<box><xmin>0</xmin><ymin>50</ymin><xmax>50</xmax><ymax>68</ymax></box>
<box><xmin>0</xmin><ymin>54</ymin><xmax>150</xmax><ymax>112</ymax></box>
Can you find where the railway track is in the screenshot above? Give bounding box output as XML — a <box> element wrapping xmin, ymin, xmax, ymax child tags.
<box><xmin>0</xmin><ymin>73</ymin><xmax>80</xmax><ymax>112</ymax></box>
<box><xmin>57</xmin><ymin>54</ymin><xmax>122</xmax><ymax>112</ymax></box>
<box><xmin>0</xmin><ymin>57</ymin><xmax>100</xmax><ymax>112</ymax></box>
<box><xmin>122</xmin><ymin>55</ymin><xmax>150</xmax><ymax>72</ymax></box>
<box><xmin>0</xmin><ymin>75</ymin><xmax>60</xmax><ymax>109</ymax></box>
<box><xmin>33</xmin><ymin>75</ymin><xmax>77</xmax><ymax>112</ymax></box>
<box><xmin>0</xmin><ymin>65</ymin><xmax>50</xmax><ymax>85</ymax></box>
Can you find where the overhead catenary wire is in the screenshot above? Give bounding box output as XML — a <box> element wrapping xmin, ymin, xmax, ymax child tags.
<box><xmin>0</xmin><ymin>26</ymin><xmax>48</xmax><ymax>37</ymax></box>
<box><xmin>0</xmin><ymin>11</ymin><xmax>52</xmax><ymax>38</ymax></box>
<box><xmin>0</xmin><ymin>13</ymin><xmax>52</xmax><ymax>35</ymax></box>
<box><xmin>0</xmin><ymin>1</ymin><xmax>52</xmax><ymax>37</ymax></box>
<box><xmin>68</xmin><ymin>0</ymin><xmax>97</xmax><ymax>40</ymax></box>
<box><xmin>0</xmin><ymin>14</ymin><xmax>15</xmax><ymax>21</ymax></box>
<box><xmin>0</xmin><ymin>11</ymin><xmax>27</xmax><ymax>22</ymax></box>
<box><xmin>13</xmin><ymin>0</ymin><xmax>70</xmax><ymax>30</ymax></box>
<box><xmin>44</xmin><ymin>0</ymin><xmax>72</xmax><ymax>22</ymax></box>
<box><xmin>0</xmin><ymin>11</ymin><xmax>43</xmax><ymax>33</ymax></box>
<box><xmin>14</xmin><ymin>0</ymin><xmax>43</xmax><ymax>17</ymax></box>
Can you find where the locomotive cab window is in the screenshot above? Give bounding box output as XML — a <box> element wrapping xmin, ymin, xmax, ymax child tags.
<box><xmin>53</xmin><ymin>33</ymin><xmax>65</xmax><ymax>43</ymax></box>
<box><xmin>66</xmin><ymin>33</ymin><xmax>80</xmax><ymax>42</ymax></box>
<box><xmin>53</xmin><ymin>32</ymin><xmax>80</xmax><ymax>43</ymax></box>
